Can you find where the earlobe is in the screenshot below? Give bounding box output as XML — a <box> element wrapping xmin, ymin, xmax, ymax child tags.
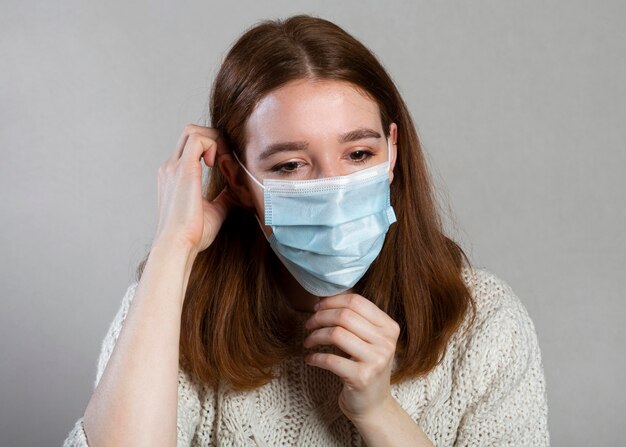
<box><xmin>216</xmin><ymin>153</ymin><xmax>255</xmax><ymax>208</ymax></box>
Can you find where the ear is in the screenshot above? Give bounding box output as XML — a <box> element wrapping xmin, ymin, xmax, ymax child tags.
<box><xmin>216</xmin><ymin>153</ymin><xmax>255</xmax><ymax>209</ymax></box>
<box><xmin>388</xmin><ymin>122</ymin><xmax>398</xmax><ymax>184</ymax></box>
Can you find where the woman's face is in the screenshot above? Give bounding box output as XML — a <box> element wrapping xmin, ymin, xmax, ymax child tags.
<box><xmin>224</xmin><ymin>78</ymin><xmax>397</xmax><ymax>236</ymax></box>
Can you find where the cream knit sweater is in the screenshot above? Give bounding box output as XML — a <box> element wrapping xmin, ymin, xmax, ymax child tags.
<box><xmin>63</xmin><ymin>266</ymin><xmax>549</xmax><ymax>446</ymax></box>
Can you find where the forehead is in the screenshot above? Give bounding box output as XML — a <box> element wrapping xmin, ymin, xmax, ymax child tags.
<box><xmin>245</xmin><ymin>79</ymin><xmax>381</xmax><ymax>149</ymax></box>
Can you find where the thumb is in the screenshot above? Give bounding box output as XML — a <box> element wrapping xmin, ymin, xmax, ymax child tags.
<box><xmin>209</xmin><ymin>187</ymin><xmax>238</xmax><ymax>222</ymax></box>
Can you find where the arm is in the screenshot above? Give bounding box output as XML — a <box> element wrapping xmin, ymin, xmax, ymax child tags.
<box><xmin>350</xmin><ymin>396</ymin><xmax>435</xmax><ymax>447</ymax></box>
<box><xmin>82</xmin><ymin>240</ymin><xmax>197</xmax><ymax>447</ymax></box>
<box><xmin>64</xmin><ymin>124</ymin><xmax>234</xmax><ymax>446</ymax></box>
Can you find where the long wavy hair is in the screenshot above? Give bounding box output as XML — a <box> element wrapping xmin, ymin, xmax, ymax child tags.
<box><xmin>135</xmin><ymin>14</ymin><xmax>476</xmax><ymax>390</ymax></box>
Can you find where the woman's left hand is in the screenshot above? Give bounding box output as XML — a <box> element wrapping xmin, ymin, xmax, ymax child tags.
<box><xmin>303</xmin><ymin>292</ymin><xmax>401</xmax><ymax>423</ymax></box>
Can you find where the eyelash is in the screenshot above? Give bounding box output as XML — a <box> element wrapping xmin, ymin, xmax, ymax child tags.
<box><xmin>271</xmin><ymin>150</ymin><xmax>375</xmax><ymax>175</ymax></box>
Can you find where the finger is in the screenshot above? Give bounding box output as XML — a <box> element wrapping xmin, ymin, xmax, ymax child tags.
<box><xmin>317</xmin><ymin>294</ymin><xmax>389</xmax><ymax>328</ymax></box>
<box><xmin>178</xmin><ymin>132</ymin><xmax>219</xmax><ymax>169</ymax></box>
<box><xmin>304</xmin><ymin>326</ymin><xmax>373</xmax><ymax>362</ymax></box>
<box><xmin>304</xmin><ymin>352</ymin><xmax>358</xmax><ymax>380</ymax></box>
<box><xmin>170</xmin><ymin>124</ymin><xmax>224</xmax><ymax>163</ymax></box>
<box><xmin>305</xmin><ymin>308</ymin><xmax>382</xmax><ymax>345</ymax></box>
<box><xmin>207</xmin><ymin>187</ymin><xmax>238</xmax><ymax>223</ymax></box>
<box><xmin>204</xmin><ymin>148</ymin><xmax>233</xmax><ymax>171</ymax></box>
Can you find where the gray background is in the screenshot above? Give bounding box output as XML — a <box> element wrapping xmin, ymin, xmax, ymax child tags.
<box><xmin>1</xmin><ymin>1</ymin><xmax>624</xmax><ymax>446</ymax></box>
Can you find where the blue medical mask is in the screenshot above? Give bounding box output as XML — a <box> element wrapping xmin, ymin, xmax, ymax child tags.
<box><xmin>233</xmin><ymin>137</ymin><xmax>397</xmax><ymax>296</ymax></box>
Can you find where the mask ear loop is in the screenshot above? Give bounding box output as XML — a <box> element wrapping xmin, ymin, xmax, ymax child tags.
<box><xmin>230</xmin><ymin>151</ymin><xmax>270</xmax><ymax>238</ymax></box>
<box><xmin>386</xmin><ymin>136</ymin><xmax>392</xmax><ymax>174</ymax></box>
<box><xmin>231</xmin><ymin>151</ymin><xmax>266</xmax><ymax>190</ymax></box>
<box><xmin>253</xmin><ymin>213</ymin><xmax>270</xmax><ymax>241</ymax></box>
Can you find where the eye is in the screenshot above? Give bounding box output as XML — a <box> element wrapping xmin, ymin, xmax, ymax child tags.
<box><xmin>271</xmin><ymin>161</ymin><xmax>303</xmax><ymax>174</ymax></box>
<box><xmin>348</xmin><ymin>150</ymin><xmax>374</xmax><ymax>163</ymax></box>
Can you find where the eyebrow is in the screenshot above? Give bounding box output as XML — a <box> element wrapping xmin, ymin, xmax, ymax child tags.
<box><xmin>257</xmin><ymin>127</ymin><xmax>382</xmax><ymax>161</ymax></box>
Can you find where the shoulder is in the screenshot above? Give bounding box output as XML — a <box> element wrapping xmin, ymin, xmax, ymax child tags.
<box><xmin>459</xmin><ymin>265</ymin><xmax>537</xmax><ymax>338</ymax></box>
<box><xmin>446</xmin><ymin>266</ymin><xmax>550</xmax><ymax>444</ymax></box>
<box><xmin>455</xmin><ymin>265</ymin><xmax>543</xmax><ymax>393</ymax></box>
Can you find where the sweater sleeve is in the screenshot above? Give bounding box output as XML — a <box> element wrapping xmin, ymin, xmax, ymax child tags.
<box><xmin>62</xmin><ymin>280</ymin><xmax>204</xmax><ymax>446</ymax></box>
<box><xmin>453</xmin><ymin>273</ymin><xmax>550</xmax><ymax>447</ymax></box>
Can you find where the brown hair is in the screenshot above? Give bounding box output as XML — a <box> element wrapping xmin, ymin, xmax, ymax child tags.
<box><xmin>135</xmin><ymin>14</ymin><xmax>476</xmax><ymax>390</ymax></box>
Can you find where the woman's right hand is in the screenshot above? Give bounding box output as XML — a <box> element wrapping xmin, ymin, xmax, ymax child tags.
<box><xmin>153</xmin><ymin>124</ymin><xmax>237</xmax><ymax>254</ymax></box>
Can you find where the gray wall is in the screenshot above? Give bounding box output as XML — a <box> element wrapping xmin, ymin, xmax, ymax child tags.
<box><xmin>1</xmin><ymin>1</ymin><xmax>624</xmax><ymax>445</ymax></box>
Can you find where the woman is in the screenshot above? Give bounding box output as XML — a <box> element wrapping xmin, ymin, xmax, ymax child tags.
<box><xmin>64</xmin><ymin>14</ymin><xmax>549</xmax><ymax>446</ymax></box>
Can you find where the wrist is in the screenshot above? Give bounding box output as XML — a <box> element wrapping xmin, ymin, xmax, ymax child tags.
<box><xmin>150</xmin><ymin>237</ymin><xmax>198</xmax><ymax>280</ymax></box>
<box><xmin>350</xmin><ymin>395</ymin><xmax>435</xmax><ymax>447</ymax></box>
<box><xmin>152</xmin><ymin>236</ymin><xmax>198</xmax><ymax>259</ymax></box>
<box><xmin>146</xmin><ymin>239</ymin><xmax>199</xmax><ymax>307</ymax></box>
<box><xmin>348</xmin><ymin>394</ymin><xmax>399</xmax><ymax>429</ymax></box>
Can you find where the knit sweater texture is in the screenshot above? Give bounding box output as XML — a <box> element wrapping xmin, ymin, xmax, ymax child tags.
<box><xmin>63</xmin><ymin>266</ymin><xmax>549</xmax><ymax>446</ymax></box>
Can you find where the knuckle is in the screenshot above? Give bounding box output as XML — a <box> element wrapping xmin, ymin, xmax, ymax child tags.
<box><xmin>347</xmin><ymin>294</ymin><xmax>361</xmax><ymax>311</ymax></box>
<box><xmin>355</xmin><ymin>369</ymin><xmax>373</xmax><ymax>388</ymax></box>
<box><xmin>163</xmin><ymin>162</ymin><xmax>176</xmax><ymax>175</ymax></box>
<box><xmin>390</xmin><ymin>321</ymin><xmax>401</xmax><ymax>338</ymax></box>
<box><xmin>329</xmin><ymin>326</ymin><xmax>345</xmax><ymax>343</ymax></box>
<box><xmin>373</xmin><ymin>353</ymin><xmax>387</xmax><ymax>370</ymax></box>
<box><xmin>189</xmin><ymin>132</ymin><xmax>212</xmax><ymax>150</ymax></box>
<box><xmin>158</xmin><ymin>163</ymin><xmax>170</xmax><ymax>177</ymax></box>
<box><xmin>186</xmin><ymin>132</ymin><xmax>200</xmax><ymax>144</ymax></box>
<box><xmin>184</xmin><ymin>123</ymin><xmax>197</xmax><ymax>134</ymax></box>
<box><xmin>338</xmin><ymin>309</ymin><xmax>352</xmax><ymax>325</ymax></box>
<box><xmin>322</xmin><ymin>354</ymin><xmax>337</xmax><ymax>368</ymax></box>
